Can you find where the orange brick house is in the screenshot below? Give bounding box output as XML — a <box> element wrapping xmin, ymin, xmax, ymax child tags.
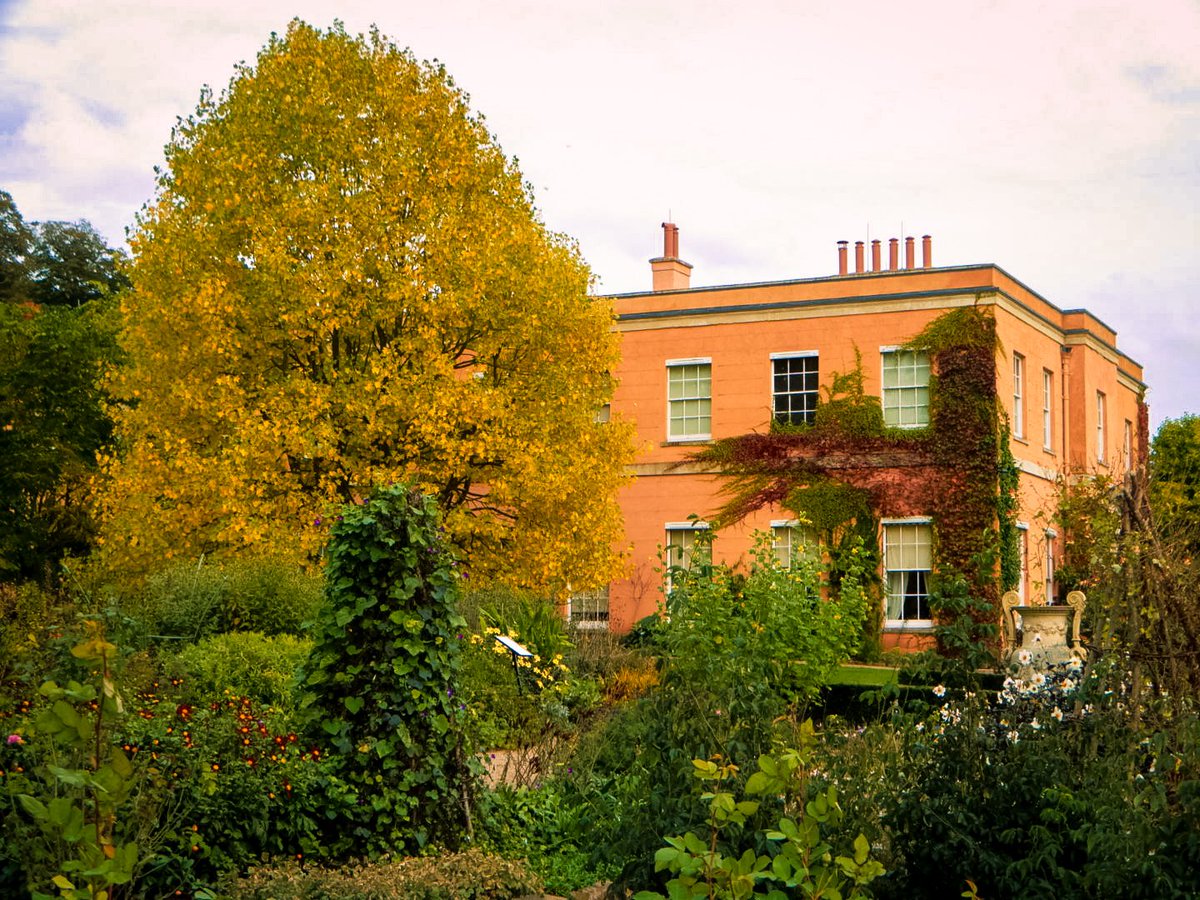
<box><xmin>574</xmin><ymin>224</ymin><xmax>1146</xmax><ymax>650</ymax></box>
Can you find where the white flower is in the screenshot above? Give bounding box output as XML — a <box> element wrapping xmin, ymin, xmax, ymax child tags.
<box><xmin>932</xmin><ymin>684</ymin><xmax>946</xmax><ymax>698</ymax></box>
<box><xmin>1017</xmin><ymin>649</ymin><xmax>1033</xmax><ymax>666</ymax></box>
<box><xmin>1061</xmin><ymin>678</ymin><xmax>1075</xmax><ymax>692</ymax></box>
<box><xmin>1007</xmin><ymin>730</ymin><xmax>1020</xmax><ymax>743</ymax></box>
<box><xmin>1030</xmin><ymin>718</ymin><xmax>1041</xmax><ymax>730</ymax></box>
<box><xmin>1052</xmin><ymin>706</ymin><xmax>1064</xmax><ymax>722</ymax></box>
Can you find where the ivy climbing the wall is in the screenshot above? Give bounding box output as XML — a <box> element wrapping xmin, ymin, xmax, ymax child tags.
<box><xmin>690</xmin><ymin>304</ymin><xmax>1020</xmax><ymax>658</ymax></box>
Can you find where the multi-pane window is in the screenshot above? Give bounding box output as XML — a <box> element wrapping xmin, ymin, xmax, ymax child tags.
<box><xmin>569</xmin><ymin>587</ymin><xmax>609</xmax><ymax>628</ymax></box>
<box><xmin>1012</xmin><ymin>353</ymin><xmax>1025</xmax><ymax>438</ymax></box>
<box><xmin>881</xmin><ymin>349</ymin><xmax>931</xmax><ymax>428</ymax></box>
<box><xmin>1123</xmin><ymin>420</ymin><xmax>1133</xmax><ymax>470</ymax></box>
<box><xmin>1042</xmin><ymin>370</ymin><xmax>1054</xmax><ymax>450</ymax></box>
<box><xmin>883</xmin><ymin>520</ymin><xmax>932</xmax><ymax>626</ymax></box>
<box><xmin>771</xmin><ymin>353</ymin><xmax>819</xmax><ymax>426</ymax></box>
<box><xmin>771</xmin><ymin>520</ymin><xmax>820</xmax><ymax>568</ymax></box>
<box><xmin>665</xmin><ymin>522</ymin><xmax>709</xmax><ymax>575</ymax></box>
<box><xmin>667</xmin><ymin>360</ymin><xmax>712</xmax><ymax>440</ymax></box>
<box><xmin>1096</xmin><ymin>391</ymin><xmax>1107</xmax><ymax>463</ymax></box>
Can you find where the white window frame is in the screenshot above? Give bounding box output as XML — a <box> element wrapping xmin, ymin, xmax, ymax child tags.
<box><xmin>1123</xmin><ymin>419</ymin><xmax>1133</xmax><ymax>470</ymax></box>
<box><xmin>666</xmin><ymin>358</ymin><xmax>712</xmax><ymax>442</ymax></box>
<box><xmin>665</xmin><ymin>521</ymin><xmax>710</xmax><ymax>589</ymax></box>
<box><xmin>770</xmin><ymin>351</ymin><xmax>819</xmax><ymax>427</ymax></box>
<box><xmin>770</xmin><ymin>518</ymin><xmax>819</xmax><ymax>568</ymax></box>
<box><xmin>882</xmin><ymin>517</ymin><xmax>933</xmax><ymax>630</ymax></box>
<box><xmin>568</xmin><ymin>586</ymin><xmax>610</xmax><ymax>630</ymax></box>
<box><xmin>1045</xmin><ymin>528</ymin><xmax>1058</xmax><ymax>604</ymax></box>
<box><xmin>1017</xmin><ymin>521</ymin><xmax>1029</xmax><ymax>602</ymax></box>
<box><xmin>1042</xmin><ymin>369</ymin><xmax>1054</xmax><ymax>451</ymax></box>
<box><xmin>880</xmin><ymin>347</ymin><xmax>931</xmax><ymax>429</ymax></box>
<box><xmin>1096</xmin><ymin>391</ymin><xmax>1107</xmax><ymax>463</ymax></box>
<box><xmin>1012</xmin><ymin>353</ymin><xmax>1025</xmax><ymax>439</ymax></box>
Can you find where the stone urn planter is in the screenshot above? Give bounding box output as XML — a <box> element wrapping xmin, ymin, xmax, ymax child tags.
<box><xmin>1001</xmin><ymin>590</ymin><xmax>1086</xmax><ymax>670</ymax></box>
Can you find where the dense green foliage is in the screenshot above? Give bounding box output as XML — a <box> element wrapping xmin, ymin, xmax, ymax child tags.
<box><xmin>552</xmin><ymin>533</ymin><xmax>872</xmax><ymax>889</ymax></box>
<box><xmin>132</xmin><ymin>554</ymin><xmax>323</xmax><ymax>641</ymax></box>
<box><xmin>174</xmin><ymin>631</ymin><xmax>312</xmax><ymax>714</ymax></box>
<box><xmin>0</xmin><ymin>189</ymin><xmax>129</xmax><ymax>582</ymax></box>
<box><xmin>635</xmin><ymin>738</ymin><xmax>884</xmax><ymax>900</ymax></box>
<box><xmin>0</xmin><ymin>299</ymin><xmax>121</xmax><ymax>580</ymax></box>
<box><xmin>1151</xmin><ymin>414</ymin><xmax>1200</xmax><ymax>543</ymax></box>
<box><xmin>224</xmin><ymin>848</ymin><xmax>543</xmax><ymax>899</ymax></box>
<box><xmin>875</xmin><ymin>665</ymin><xmax>1200</xmax><ymax>899</ymax></box>
<box><xmin>299</xmin><ymin>485</ymin><xmax>473</xmax><ymax>855</ymax></box>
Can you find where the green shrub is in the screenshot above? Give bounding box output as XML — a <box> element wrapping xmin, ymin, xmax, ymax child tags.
<box><xmin>134</xmin><ymin>555</ymin><xmax>322</xmax><ymax>641</ymax></box>
<box><xmin>299</xmin><ymin>485</ymin><xmax>474</xmax><ymax>855</ymax></box>
<box><xmin>633</xmin><ymin>731</ymin><xmax>885</xmax><ymax>900</ymax></box>
<box><xmin>878</xmin><ymin>664</ymin><xmax>1200</xmax><ymax>900</ymax></box>
<box><xmin>223</xmin><ymin>849</ymin><xmax>543</xmax><ymax>899</ymax></box>
<box><xmin>567</xmin><ymin>531</ymin><xmax>873</xmax><ymax>889</ymax></box>
<box><xmin>0</xmin><ymin>581</ymin><xmax>60</xmax><ymax>687</ymax></box>
<box><xmin>174</xmin><ymin>631</ymin><xmax>312</xmax><ymax>715</ymax></box>
<box><xmin>479</xmin><ymin>784</ymin><xmax>621</xmax><ymax>893</ymax></box>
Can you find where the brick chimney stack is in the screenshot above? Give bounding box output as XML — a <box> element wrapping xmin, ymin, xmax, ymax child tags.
<box><xmin>651</xmin><ymin>222</ymin><xmax>693</xmax><ymax>291</ymax></box>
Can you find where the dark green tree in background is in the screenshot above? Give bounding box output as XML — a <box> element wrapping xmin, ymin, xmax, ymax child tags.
<box><xmin>0</xmin><ymin>189</ymin><xmax>126</xmax><ymax>580</ymax></box>
<box><xmin>1151</xmin><ymin>414</ymin><xmax>1200</xmax><ymax>548</ymax></box>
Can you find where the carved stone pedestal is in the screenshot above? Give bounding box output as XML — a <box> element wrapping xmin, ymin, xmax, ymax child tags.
<box><xmin>1001</xmin><ymin>590</ymin><xmax>1086</xmax><ymax>670</ymax></box>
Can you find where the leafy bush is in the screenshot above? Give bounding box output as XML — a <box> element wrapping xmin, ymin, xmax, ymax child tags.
<box><xmin>566</xmin><ymin>532</ymin><xmax>872</xmax><ymax>889</ymax></box>
<box><xmin>134</xmin><ymin>555</ymin><xmax>322</xmax><ymax>641</ymax></box>
<box><xmin>0</xmin><ymin>628</ymin><xmax>149</xmax><ymax>899</ymax></box>
<box><xmin>878</xmin><ymin>663</ymin><xmax>1200</xmax><ymax>899</ymax></box>
<box><xmin>459</xmin><ymin>629</ymin><xmax>564</xmax><ymax>751</ymax></box>
<box><xmin>299</xmin><ymin>485</ymin><xmax>474</xmax><ymax>855</ymax></box>
<box><xmin>224</xmin><ymin>848</ymin><xmax>543</xmax><ymax>899</ymax></box>
<box><xmin>174</xmin><ymin>631</ymin><xmax>312</xmax><ymax>715</ymax></box>
<box><xmin>459</xmin><ymin>590</ymin><xmax>600</xmax><ymax>751</ymax></box>
<box><xmin>0</xmin><ymin>581</ymin><xmax>61</xmax><ymax>688</ymax></box>
<box><xmin>476</xmin><ymin>590</ymin><xmax>573</xmax><ymax>662</ymax></box>
<box><xmin>634</xmin><ymin>732</ymin><xmax>884</xmax><ymax>900</ymax></box>
<box><xmin>600</xmin><ymin>658</ymin><xmax>660</xmax><ymax>703</ymax></box>
<box><xmin>1</xmin><ymin>623</ymin><xmax>342</xmax><ymax>898</ymax></box>
<box><xmin>479</xmin><ymin>783</ymin><xmax>621</xmax><ymax>893</ymax></box>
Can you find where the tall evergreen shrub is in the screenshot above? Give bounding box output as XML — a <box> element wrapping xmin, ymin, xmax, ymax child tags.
<box><xmin>300</xmin><ymin>485</ymin><xmax>473</xmax><ymax>854</ymax></box>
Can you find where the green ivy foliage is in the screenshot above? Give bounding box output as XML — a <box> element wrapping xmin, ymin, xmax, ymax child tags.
<box><xmin>299</xmin><ymin>485</ymin><xmax>473</xmax><ymax>855</ymax></box>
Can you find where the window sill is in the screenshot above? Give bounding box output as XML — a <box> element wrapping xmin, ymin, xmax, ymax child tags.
<box><xmin>663</xmin><ymin>438</ymin><xmax>712</xmax><ymax>447</ymax></box>
<box><xmin>1012</xmin><ymin>435</ymin><xmax>1028</xmax><ymax>446</ymax></box>
<box><xmin>883</xmin><ymin>621</ymin><xmax>935</xmax><ymax>632</ymax></box>
<box><xmin>570</xmin><ymin>619</ymin><xmax>610</xmax><ymax>631</ymax></box>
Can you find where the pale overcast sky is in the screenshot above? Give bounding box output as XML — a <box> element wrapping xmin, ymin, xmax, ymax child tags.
<box><xmin>1</xmin><ymin>1</ymin><xmax>1196</xmax><ymax>427</ymax></box>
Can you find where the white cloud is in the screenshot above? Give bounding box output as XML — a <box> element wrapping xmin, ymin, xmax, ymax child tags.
<box><xmin>1</xmin><ymin>0</ymin><xmax>1196</xmax><ymax>423</ymax></box>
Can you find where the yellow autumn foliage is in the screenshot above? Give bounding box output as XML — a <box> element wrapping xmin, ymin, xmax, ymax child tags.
<box><xmin>99</xmin><ymin>20</ymin><xmax>633</xmax><ymax>594</ymax></box>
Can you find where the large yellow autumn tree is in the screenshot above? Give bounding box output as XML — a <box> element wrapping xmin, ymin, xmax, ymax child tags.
<box><xmin>100</xmin><ymin>20</ymin><xmax>632</xmax><ymax>592</ymax></box>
